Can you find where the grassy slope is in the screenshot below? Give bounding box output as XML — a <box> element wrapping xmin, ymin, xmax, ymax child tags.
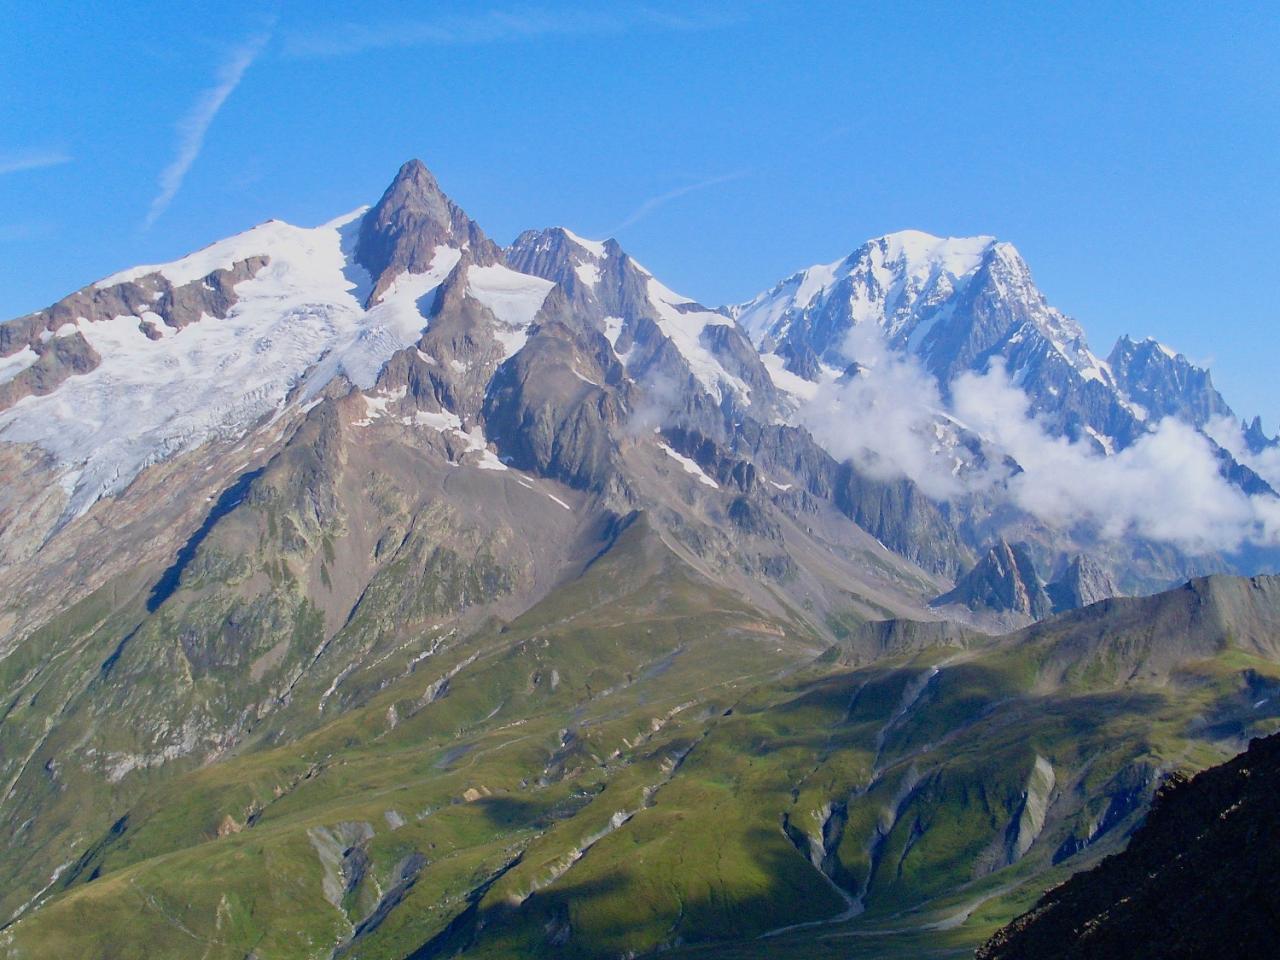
<box><xmin>5</xmin><ymin>553</ymin><xmax>1280</xmax><ymax>959</ymax></box>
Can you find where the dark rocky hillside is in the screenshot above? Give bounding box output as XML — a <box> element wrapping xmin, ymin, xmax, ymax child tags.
<box><xmin>978</xmin><ymin>731</ymin><xmax>1280</xmax><ymax>960</ymax></box>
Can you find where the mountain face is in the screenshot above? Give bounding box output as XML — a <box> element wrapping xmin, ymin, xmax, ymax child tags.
<box><xmin>978</xmin><ymin>729</ymin><xmax>1280</xmax><ymax>960</ymax></box>
<box><xmin>932</xmin><ymin>539</ymin><xmax>1053</xmax><ymax>621</ymax></box>
<box><xmin>1046</xmin><ymin>554</ymin><xmax>1120</xmax><ymax>613</ymax></box>
<box><xmin>1106</xmin><ymin>334</ymin><xmax>1233</xmax><ymax>427</ymax></box>
<box><xmin>734</xmin><ymin>231</ymin><xmax>1144</xmax><ymax>447</ymax></box>
<box><xmin>0</xmin><ymin>159</ymin><xmax>1278</xmax><ymax>960</ymax></box>
<box><xmin>733</xmin><ymin>229</ymin><xmax>1265</xmax><ymax>467</ymax></box>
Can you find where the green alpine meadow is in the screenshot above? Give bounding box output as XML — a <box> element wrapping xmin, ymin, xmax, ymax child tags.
<box><xmin>4</xmin><ymin>8</ymin><xmax>1280</xmax><ymax>954</ymax></box>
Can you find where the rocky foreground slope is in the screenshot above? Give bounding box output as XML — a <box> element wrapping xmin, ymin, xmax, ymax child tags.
<box><xmin>978</xmin><ymin>729</ymin><xmax>1280</xmax><ymax>960</ymax></box>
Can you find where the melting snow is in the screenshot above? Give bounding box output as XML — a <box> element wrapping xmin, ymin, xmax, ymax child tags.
<box><xmin>352</xmin><ymin>386</ymin><xmax>407</xmax><ymax>426</ymax></box>
<box><xmin>465</xmin><ymin>264</ymin><xmax>554</xmax><ymax>360</ymax></box>
<box><xmin>405</xmin><ymin>408</ymin><xmax>507</xmax><ymax>471</ymax></box>
<box><xmin>658</xmin><ymin>442</ymin><xmax>719</xmax><ymax>488</ymax></box>
<box><xmin>0</xmin><ymin>345</ymin><xmax>38</xmax><ymax>385</ymax></box>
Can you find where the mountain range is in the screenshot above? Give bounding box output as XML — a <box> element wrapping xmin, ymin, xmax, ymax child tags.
<box><xmin>0</xmin><ymin>160</ymin><xmax>1277</xmax><ymax>959</ymax></box>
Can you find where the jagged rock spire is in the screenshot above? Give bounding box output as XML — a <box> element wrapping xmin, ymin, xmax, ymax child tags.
<box><xmin>933</xmin><ymin>538</ymin><xmax>1052</xmax><ymax>619</ymax></box>
<box><xmin>355</xmin><ymin>159</ymin><xmax>500</xmax><ymax>305</ymax></box>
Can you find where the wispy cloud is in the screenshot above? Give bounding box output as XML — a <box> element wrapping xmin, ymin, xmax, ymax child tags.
<box><xmin>282</xmin><ymin>4</ymin><xmax>740</xmax><ymax>58</ymax></box>
<box><xmin>144</xmin><ymin>30</ymin><xmax>271</xmax><ymax>229</ymax></box>
<box><xmin>0</xmin><ymin>150</ymin><xmax>72</xmax><ymax>176</ymax></box>
<box><xmin>609</xmin><ymin>170</ymin><xmax>750</xmax><ymax>234</ymax></box>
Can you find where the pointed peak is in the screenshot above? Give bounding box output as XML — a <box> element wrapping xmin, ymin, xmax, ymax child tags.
<box><xmin>508</xmin><ymin>227</ymin><xmax>612</xmax><ymax>261</ymax></box>
<box><xmin>1112</xmin><ymin>335</ymin><xmax>1184</xmax><ymax>365</ymax></box>
<box><xmin>356</xmin><ymin>160</ymin><xmax>499</xmax><ymax>306</ymax></box>
<box><xmin>555</xmin><ymin>227</ymin><xmax>608</xmax><ymax>259</ymax></box>
<box><xmin>397</xmin><ymin>157</ymin><xmax>431</xmax><ymax>177</ymax></box>
<box><xmin>371</xmin><ymin>159</ymin><xmax>455</xmax><ymax>224</ymax></box>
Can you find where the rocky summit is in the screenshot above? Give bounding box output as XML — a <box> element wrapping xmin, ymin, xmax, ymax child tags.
<box><xmin>0</xmin><ymin>161</ymin><xmax>1278</xmax><ymax>960</ymax></box>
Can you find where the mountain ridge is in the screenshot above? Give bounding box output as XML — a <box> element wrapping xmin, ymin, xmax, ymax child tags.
<box><xmin>1</xmin><ymin>157</ymin><xmax>1279</xmax><ymax>959</ymax></box>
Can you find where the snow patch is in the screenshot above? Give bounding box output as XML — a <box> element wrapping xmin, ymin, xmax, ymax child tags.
<box><xmin>658</xmin><ymin>442</ymin><xmax>719</xmax><ymax>488</ymax></box>
<box><xmin>645</xmin><ymin>277</ymin><xmax>749</xmax><ymax>402</ymax></box>
<box><xmin>0</xmin><ymin>346</ymin><xmax>38</xmax><ymax>385</ymax></box>
<box><xmin>573</xmin><ymin>261</ymin><xmax>601</xmax><ymax>287</ymax></box>
<box><xmin>465</xmin><ymin>264</ymin><xmax>554</xmax><ymax>360</ymax></box>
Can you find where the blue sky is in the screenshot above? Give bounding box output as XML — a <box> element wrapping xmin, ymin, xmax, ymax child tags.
<box><xmin>3</xmin><ymin>1</ymin><xmax>1277</xmax><ymax>422</ymax></box>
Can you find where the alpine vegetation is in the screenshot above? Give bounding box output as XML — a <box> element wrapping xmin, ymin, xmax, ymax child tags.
<box><xmin>1</xmin><ymin>160</ymin><xmax>1277</xmax><ymax>960</ymax></box>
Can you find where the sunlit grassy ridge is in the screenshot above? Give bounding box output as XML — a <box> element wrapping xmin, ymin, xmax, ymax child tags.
<box><xmin>5</xmin><ymin>533</ymin><xmax>1278</xmax><ymax>958</ymax></box>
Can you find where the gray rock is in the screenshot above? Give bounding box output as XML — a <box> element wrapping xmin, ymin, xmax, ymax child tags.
<box><xmin>1047</xmin><ymin>554</ymin><xmax>1120</xmax><ymax>613</ymax></box>
<box><xmin>933</xmin><ymin>538</ymin><xmax>1052</xmax><ymax>619</ymax></box>
<box><xmin>355</xmin><ymin>159</ymin><xmax>501</xmax><ymax>305</ymax></box>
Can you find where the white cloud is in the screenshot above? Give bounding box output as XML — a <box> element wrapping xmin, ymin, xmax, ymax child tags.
<box><xmin>950</xmin><ymin>362</ymin><xmax>1277</xmax><ymax>553</ymax></box>
<box><xmin>0</xmin><ymin>150</ymin><xmax>72</xmax><ymax>176</ymax></box>
<box><xmin>144</xmin><ymin>31</ymin><xmax>270</xmax><ymax>229</ymax></box>
<box><xmin>801</xmin><ymin>324</ymin><xmax>975</xmax><ymax>500</ymax></box>
<box><xmin>797</xmin><ymin>324</ymin><xmax>1280</xmax><ymax>554</ymax></box>
<box><xmin>609</xmin><ymin>170</ymin><xmax>750</xmax><ymax>235</ymax></box>
<box><xmin>282</xmin><ymin>5</ymin><xmax>739</xmax><ymax>58</ymax></box>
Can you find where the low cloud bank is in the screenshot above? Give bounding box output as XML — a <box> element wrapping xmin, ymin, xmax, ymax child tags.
<box><xmin>802</xmin><ymin>326</ymin><xmax>1280</xmax><ymax>554</ymax></box>
<box><xmin>803</xmin><ymin>324</ymin><xmax>971</xmax><ymax>501</ymax></box>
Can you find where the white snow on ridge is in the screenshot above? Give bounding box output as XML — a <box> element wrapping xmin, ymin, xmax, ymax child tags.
<box><xmin>304</xmin><ymin>246</ymin><xmax>461</xmax><ymax>395</ymax></box>
<box><xmin>465</xmin><ymin>264</ymin><xmax>554</xmax><ymax>359</ymax></box>
<box><xmin>759</xmin><ymin>353</ymin><xmax>820</xmax><ymax>400</ymax></box>
<box><xmin>736</xmin><ymin>230</ymin><xmax>996</xmax><ymax>346</ymax></box>
<box><xmin>0</xmin><ymin>346</ymin><xmax>38</xmax><ymax>385</ymax></box>
<box><xmin>96</xmin><ymin>209</ymin><xmax>368</xmax><ymax>289</ymax></box>
<box><xmin>644</xmin><ymin>276</ymin><xmax>749</xmax><ymax>402</ymax></box>
<box><xmin>560</xmin><ymin>227</ymin><xmax>606</xmax><ymax>258</ymax></box>
<box><xmin>0</xmin><ymin>215</ymin><xmax>458</xmax><ymax>521</ymax></box>
<box><xmin>658</xmin><ymin>442</ymin><xmax>719</xmax><ymax>488</ymax></box>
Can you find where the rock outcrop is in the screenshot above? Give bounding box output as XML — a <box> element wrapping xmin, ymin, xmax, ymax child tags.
<box><xmin>978</xmin><ymin>731</ymin><xmax>1280</xmax><ymax>960</ymax></box>
<box><xmin>932</xmin><ymin>538</ymin><xmax>1051</xmax><ymax>618</ymax></box>
<box><xmin>1046</xmin><ymin>554</ymin><xmax>1119</xmax><ymax>613</ymax></box>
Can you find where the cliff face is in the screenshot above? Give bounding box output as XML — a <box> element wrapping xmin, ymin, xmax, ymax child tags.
<box><xmin>932</xmin><ymin>539</ymin><xmax>1052</xmax><ymax>619</ymax></box>
<box><xmin>977</xmin><ymin>730</ymin><xmax>1280</xmax><ymax>960</ymax></box>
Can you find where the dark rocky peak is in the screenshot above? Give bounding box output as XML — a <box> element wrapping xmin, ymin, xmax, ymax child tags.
<box><xmin>1244</xmin><ymin>415</ymin><xmax>1277</xmax><ymax>453</ymax></box>
<box><xmin>507</xmin><ymin>227</ymin><xmax>606</xmax><ymax>280</ymax></box>
<box><xmin>1046</xmin><ymin>554</ymin><xmax>1119</xmax><ymax>613</ymax></box>
<box><xmin>932</xmin><ymin>538</ymin><xmax>1051</xmax><ymax>619</ymax></box>
<box><xmin>509</xmin><ymin>229</ymin><xmax>652</xmax><ymax>321</ymax></box>
<box><xmin>482</xmin><ymin>307</ymin><xmax>630</xmax><ymax>492</ymax></box>
<box><xmin>506</xmin><ymin>226</ymin><xmax>616</xmax><ymax>322</ymax></box>
<box><xmin>355</xmin><ymin>159</ymin><xmax>501</xmax><ymax>306</ymax></box>
<box><xmin>1107</xmin><ymin>334</ymin><xmax>1233</xmax><ymax>427</ymax></box>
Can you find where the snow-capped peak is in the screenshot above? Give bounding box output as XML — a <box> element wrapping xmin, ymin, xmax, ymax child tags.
<box><xmin>873</xmin><ymin>229</ymin><xmax>996</xmax><ymax>279</ymax></box>
<box><xmin>735</xmin><ymin>229</ymin><xmax>1000</xmax><ymax>350</ymax></box>
<box><xmin>557</xmin><ymin>227</ymin><xmax>607</xmax><ymax>259</ymax></box>
<box><xmin>0</xmin><ymin>207</ymin><xmax>464</xmax><ymax>522</ymax></box>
